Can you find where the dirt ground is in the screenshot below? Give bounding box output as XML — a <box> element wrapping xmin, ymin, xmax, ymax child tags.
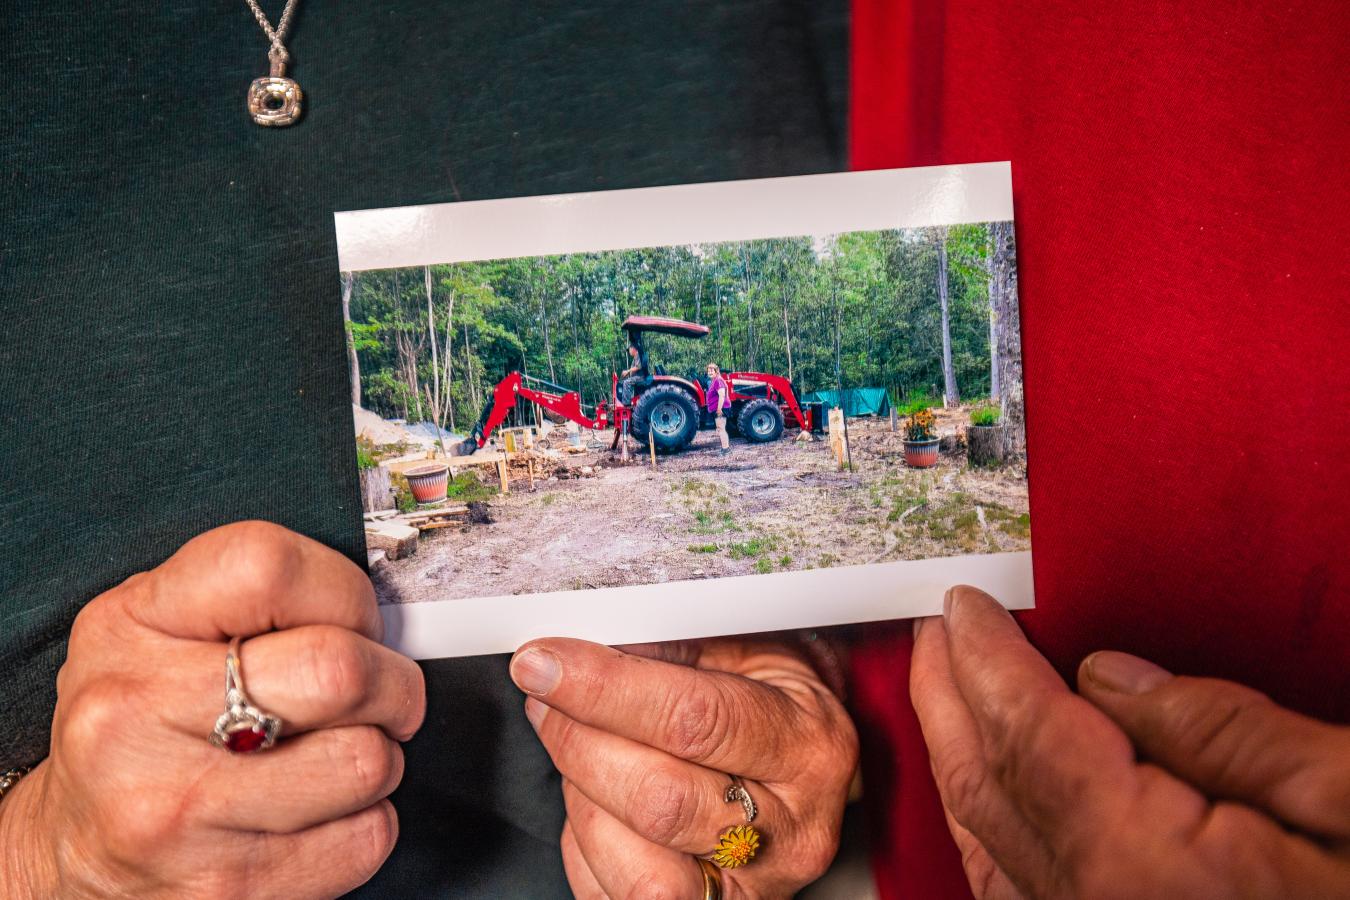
<box><xmin>372</xmin><ymin>412</ymin><xmax>1030</xmax><ymax>605</ymax></box>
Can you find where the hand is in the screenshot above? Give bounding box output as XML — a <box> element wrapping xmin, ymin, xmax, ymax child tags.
<box><xmin>509</xmin><ymin>637</ymin><xmax>858</xmax><ymax>899</ymax></box>
<box><xmin>0</xmin><ymin>521</ymin><xmax>426</xmax><ymax>899</ymax></box>
<box><xmin>911</xmin><ymin>585</ymin><xmax>1350</xmax><ymax>899</ymax></box>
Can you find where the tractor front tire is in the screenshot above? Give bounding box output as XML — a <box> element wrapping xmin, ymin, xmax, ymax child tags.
<box><xmin>737</xmin><ymin>398</ymin><xmax>784</xmax><ymax>443</ymax></box>
<box><xmin>632</xmin><ymin>384</ymin><xmax>700</xmax><ymax>453</ymax></box>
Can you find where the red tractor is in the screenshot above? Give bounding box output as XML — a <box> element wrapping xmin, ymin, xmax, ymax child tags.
<box><xmin>459</xmin><ymin>315</ymin><xmax>824</xmax><ymax>455</ymax></box>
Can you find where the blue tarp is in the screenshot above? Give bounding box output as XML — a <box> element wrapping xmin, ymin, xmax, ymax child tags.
<box><xmin>801</xmin><ymin>387</ymin><xmax>892</xmax><ymax>417</ymax></box>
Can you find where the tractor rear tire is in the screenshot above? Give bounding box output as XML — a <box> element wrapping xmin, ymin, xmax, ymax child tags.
<box><xmin>737</xmin><ymin>398</ymin><xmax>784</xmax><ymax>443</ymax></box>
<box><xmin>632</xmin><ymin>384</ymin><xmax>700</xmax><ymax>453</ymax></box>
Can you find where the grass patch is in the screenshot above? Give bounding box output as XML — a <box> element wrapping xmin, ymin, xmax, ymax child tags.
<box><xmin>999</xmin><ymin>513</ymin><xmax>1031</xmax><ymax>538</ymax></box>
<box><xmin>816</xmin><ymin>553</ymin><xmax>838</xmax><ymax>568</ymax></box>
<box><xmin>778</xmin><ymin>554</ymin><xmax>793</xmax><ymax>568</ymax></box>
<box><xmin>446</xmin><ymin>471</ymin><xmax>496</xmax><ymax>502</ymax></box>
<box><xmin>753</xmin><ymin>558</ymin><xmax>773</xmax><ymax>574</ymax></box>
<box><xmin>728</xmin><ymin>535</ymin><xmax>780</xmax><ymax>559</ymax></box>
<box><xmin>540</xmin><ymin>492</ymin><xmax>557</xmax><ymax>506</ymax></box>
<box><xmin>687</xmin><ymin>543</ymin><xmax>719</xmax><ymax>553</ymax></box>
<box><xmin>690</xmin><ymin>507</ymin><xmax>741</xmax><ymax>535</ymax></box>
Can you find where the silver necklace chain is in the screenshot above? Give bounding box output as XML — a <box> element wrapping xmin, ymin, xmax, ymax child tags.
<box><xmin>244</xmin><ymin>0</ymin><xmax>300</xmax><ymax>66</ymax></box>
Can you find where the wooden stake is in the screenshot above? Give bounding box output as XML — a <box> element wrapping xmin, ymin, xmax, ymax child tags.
<box><xmin>497</xmin><ymin>458</ymin><xmax>509</xmax><ymax>494</ymax></box>
<box><xmin>828</xmin><ymin>407</ymin><xmax>848</xmax><ymax>469</ymax></box>
<box><xmin>649</xmin><ymin>427</ymin><xmax>657</xmax><ymax>468</ymax></box>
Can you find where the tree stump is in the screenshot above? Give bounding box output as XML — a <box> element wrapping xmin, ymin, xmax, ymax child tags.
<box><xmin>360</xmin><ymin>465</ymin><xmax>394</xmax><ymax>512</ymax></box>
<box><xmin>967</xmin><ymin>424</ymin><xmax>1012</xmax><ymax>467</ymax></box>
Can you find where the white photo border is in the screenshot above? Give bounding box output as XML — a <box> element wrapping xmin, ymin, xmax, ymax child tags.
<box><xmin>336</xmin><ymin>162</ymin><xmax>1031</xmax><ymax>659</ymax></box>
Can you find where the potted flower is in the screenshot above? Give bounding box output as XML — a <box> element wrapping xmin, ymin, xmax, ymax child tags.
<box><xmin>967</xmin><ymin>403</ymin><xmax>1010</xmax><ymax>467</ymax></box>
<box><xmin>402</xmin><ymin>462</ymin><xmax>450</xmax><ymax>505</ymax></box>
<box><xmin>902</xmin><ymin>407</ymin><xmax>940</xmax><ymax>468</ymax></box>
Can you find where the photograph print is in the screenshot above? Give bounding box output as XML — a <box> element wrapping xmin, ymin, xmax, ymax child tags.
<box><xmin>335</xmin><ymin>165</ymin><xmax>1033</xmax><ymax>658</ymax></box>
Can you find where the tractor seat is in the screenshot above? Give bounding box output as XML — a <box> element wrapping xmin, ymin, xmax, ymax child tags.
<box><xmin>690</xmin><ymin>371</ymin><xmax>711</xmax><ymax>391</ymax></box>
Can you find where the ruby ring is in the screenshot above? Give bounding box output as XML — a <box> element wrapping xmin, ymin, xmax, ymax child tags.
<box><xmin>209</xmin><ymin>636</ymin><xmax>282</xmax><ymax>753</ymax></box>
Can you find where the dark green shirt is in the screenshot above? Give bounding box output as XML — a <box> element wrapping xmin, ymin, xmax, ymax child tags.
<box><xmin>1</xmin><ymin>2</ymin><xmax>845</xmax><ymax>894</ymax></box>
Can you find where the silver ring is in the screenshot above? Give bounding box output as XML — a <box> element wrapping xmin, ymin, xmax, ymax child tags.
<box><xmin>209</xmin><ymin>636</ymin><xmax>282</xmax><ymax>753</ymax></box>
<box><xmin>724</xmin><ymin>775</ymin><xmax>757</xmax><ymax>823</ymax></box>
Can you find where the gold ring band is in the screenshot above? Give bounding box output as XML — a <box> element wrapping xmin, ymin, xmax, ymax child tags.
<box><xmin>697</xmin><ymin>857</ymin><xmax>723</xmax><ymax>900</ymax></box>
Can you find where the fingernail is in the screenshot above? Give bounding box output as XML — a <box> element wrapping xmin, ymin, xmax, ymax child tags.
<box><xmin>1087</xmin><ymin>651</ymin><xmax>1173</xmax><ymax>695</ymax></box>
<box><xmin>524</xmin><ymin>696</ymin><xmax>548</xmax><ymax>730</ymax></box>
<box><xmin>511</xmin><ymin>647</ymin><xmax>562</xmax><ymax>696</ymax></box>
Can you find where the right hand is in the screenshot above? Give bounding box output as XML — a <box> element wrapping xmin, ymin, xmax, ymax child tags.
<box><xmin>0</xmin><ymin>521</ymin><xmax>426</xmax><ymax>899</ymax></box>
<box><xmin>911</xmin><ymin>586</ymin><xmax>1350</xmax><ymax>899</ymax></box>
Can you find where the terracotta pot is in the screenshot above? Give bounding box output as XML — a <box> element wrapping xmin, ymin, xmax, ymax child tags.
<box><xmin>404</xmin><ymin>463</ymin><xmax>449</xmax><ymax>505</ymax></box>
<box><xmin>902</xmin><ymin>437</ymin><xmax>940</xmax><ymax>468</ymax></box>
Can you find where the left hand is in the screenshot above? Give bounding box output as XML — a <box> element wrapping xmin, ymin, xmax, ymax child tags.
<box><xmin>509</xmin><ymin>636</ymin><xmax>858</xmax><ymax>898</ymax></box>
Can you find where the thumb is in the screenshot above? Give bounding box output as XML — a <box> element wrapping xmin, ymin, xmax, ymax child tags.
<box><xmin>1079</xmin><ymin>651</ymin><xmax>1350</xmax><ymax>841</ymax></box>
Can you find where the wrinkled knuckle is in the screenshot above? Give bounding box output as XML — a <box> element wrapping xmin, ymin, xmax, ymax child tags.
<box><xmin>821</xmin><ymin>715</ymin><xmax>860</xmax><ymax>785</ymax></box>
<box><xmin>67</xmin><ymin>595</ymin><xmax>112</xmax><ymax>655</ymax></box>
<box><xmin>348</xmin><ymin>803</ymin><xmax>398</xmax><ymax>881</ymax></box>
<box><xmin>400</xmin><ymin>664</ymin><xmax>428</xmax><ymax>739</ymax></box>
<box><xmin>626</xmin><ymin>767</ymin><xmax>699</xmax><ymax>846</ymax></box>
<box><xmin>60</xmin><ymin>678</ymin><xmax>137</xmax><ymax>763</ymax></box>
<box><xmin>663</xmin><ymin>688</ymin><xmax>732</xmax><ymax>762</ymax></box>
<box><xmin>937</xmin><ymin>751</ymin><xmax>990</xmax><ymax>818</ymax></box>
<box><xmin>545</xmin><ymin>709</ymin><xmax>585</xmax><ymax>763</ymax></box>
<box><xmin>1164</xmin><ymin>680</ymin><xmax>1270</xmax><ymax>757</ymax></box>
<box><xmin>218</xmin><ymin>520</ymin><xmax>301</xmax><ymax>597</ymax></box>
<box><xmin>338</xmin><ymin>727</ymin><xmax>398</xmax><ymax>800</ymax></box>
<box><xmin>304</xmin><ymin>627</ymin><xmax>371</xmax><ymax>713</ymax></box>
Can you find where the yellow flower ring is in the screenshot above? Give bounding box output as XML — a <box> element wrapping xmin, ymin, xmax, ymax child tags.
<box><xmin>711</xmin><ymin>824</ymin><xmax>761</xmax><ymax>869</ymax></box>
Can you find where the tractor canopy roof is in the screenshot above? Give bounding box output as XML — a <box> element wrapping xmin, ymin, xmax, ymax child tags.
<box><xmin>621</xmin><ymin>315</ymin><xmax>710</xmax><ymax>339</ymax></box>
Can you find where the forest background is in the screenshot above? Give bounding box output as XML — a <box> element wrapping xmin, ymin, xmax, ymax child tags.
<box><xmin>341</xmin><ymin>221</ymin><xmax>1021</xmax><ymax>437</ymax></box>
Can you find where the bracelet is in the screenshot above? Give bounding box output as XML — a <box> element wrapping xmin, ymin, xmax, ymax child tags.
<box><xmin>0</xmin><ymin>767</ymin><xmax>33</xmax><ymax>804</ymax></box>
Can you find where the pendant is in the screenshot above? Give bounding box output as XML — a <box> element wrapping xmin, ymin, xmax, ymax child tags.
<box><xmin>247</xmin><ymin>52</ymin><xmax>302</xmax><ymax>127</ymax></box>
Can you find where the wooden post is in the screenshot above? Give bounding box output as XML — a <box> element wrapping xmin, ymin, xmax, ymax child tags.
<box><xmin>527</xmin><ymin>454</ymin><xmax>536</xmax><ymax>490</ymax></box>
<box><xmin>828</xmin><ymin>408</ymin><xmax>848</xmax><ymax>469</ymax></box>
<box><xmin>649</xmin><ymin>427</ymin><xmax>657</xmax><ymax>468</ymax></box>
<box><xmin>497</xmin><ymin>458</ymin><xmax>509</xmax><ymax>494</ymax></box>
<box><xmin>889</xmin><ymin>407</ymin><xmax>898</xmax><ymax>433</ymax></box>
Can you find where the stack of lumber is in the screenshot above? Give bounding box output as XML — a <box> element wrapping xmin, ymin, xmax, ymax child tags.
<box><xmin>363</xmin><ymin>503</ymin><xmax>473</xmax><ymax>561</ymax></box>
<box><xmin>397</xmin><ymin>503</ymin><xmax>470</xmax><ymax>530</ymax></box>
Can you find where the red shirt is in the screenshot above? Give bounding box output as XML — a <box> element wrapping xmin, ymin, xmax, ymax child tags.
<box><xmin>848</xmin><ymin>2</ymin><xmax>1350</xmax><ymax>896</ymax></box>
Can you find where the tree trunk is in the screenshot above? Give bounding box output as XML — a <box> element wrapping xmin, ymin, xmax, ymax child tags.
<box><xmin>985</xmin><ymin>227</ymin><xmax>1001</xmax><ymax>401</ymax></box>
<box><xmin>442</xmin><ymin>287</ymin><xmax>455</xmax><ymax>430</ymax></box>
<box><xmin>359</xmin><ymin>465</ymin><xmax>394</xmax><ymax>512</ymax></box>
<box><xmin>741</xmin><ymin>245</ymin><xmax>755</xmax><ymax>370</ymax></box>
<box><xmin>937</xmin><ymin>228</ymin><xmax>960</xmax><ymax>406</ymax></box>
<box><xmin>782</xmin><ymin>292</ymin><xmax>794</xmax><ymax>383</ymax></box>
<box><xmin>989</xmin><ymin>221</ymin><xmax>1024</xmax><ymax>451</ymax></box>
<box><xmin>967</xmin><ymin>424</ymin><xmax>1013</xmax><ymax>467</ymax></box>
<box><xmin>425</xmin><ymin>267</ymin><xmax>441</xmax><ymax>426</ymax></box>
<box><xmin>341</xmin><ymin>271</ymin><xmax>361</xmax><ymax>407</ymax></box>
